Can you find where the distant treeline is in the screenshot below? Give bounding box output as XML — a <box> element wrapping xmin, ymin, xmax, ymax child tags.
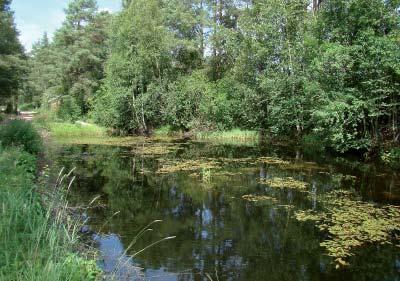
<box><xmin>2</xmin><ymin>0</ymin><xmax>400</xmax><ymax>152</ymax></box>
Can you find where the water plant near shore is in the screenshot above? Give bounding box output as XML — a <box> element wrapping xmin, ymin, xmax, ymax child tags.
<box><xmin>0</xmin><ymin>147</ymin><xmax>100</xmax><ymax>280</ymax></box>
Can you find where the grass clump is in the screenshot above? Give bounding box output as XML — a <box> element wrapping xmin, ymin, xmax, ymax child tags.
<box><xmin>48</xmin><ymin>122</ymin><xmax>106</xmax><ymax>138</ymax></box>
<box><xmin>295</xmin><ymin>190</ymin><xmax>400</xmax><ymax>268</ymax></box>
<box><xmin>0</xmin><ymin>147</ymin><xmax>101</xmax><ymax>280</ymax></box>
<box><xmin>153</xmin><ymin>125</ymin><xmax>175</xmax><ymax>136</ymax></box>
<box><xmin>195</xmin><ymin>129</ymin><xmax>258</xmax><ymax>145</ymax></box>
<box><xmin>0</xmin><ymin>120</ymin><xmax>42</xmax><ymax>154</ymax></box>
<box><xmin>260</xmin><ymin>177</ymin><xmax>309</xmax><ymax>191</ymax></box>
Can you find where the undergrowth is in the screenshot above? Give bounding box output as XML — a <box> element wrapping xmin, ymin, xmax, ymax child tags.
<box><xmin>0</xmin><ymin>121</ymin><xmax>100</xmax><ymax>280</ymax></box>
<box><xmin>194</xmin><ymin>129</ymin><xmax>258</xmax><ymax>145</ymax></box>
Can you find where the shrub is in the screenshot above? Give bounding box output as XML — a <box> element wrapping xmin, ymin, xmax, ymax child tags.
<box><xmin>381</xmin><ymin>147</ymin><xmax>400</xmax><ymax>168</ymax></box>
<box><xmin>0</xmin><ymin>120</ymin><xmax>42</xmax><ymax>154</ymax></box>
<box><xmin>18</xmin><ymin>103</ymin><xmax>36</xmax><ymax>111</ymax></box>
<box><xmin>57</xmin><ymin>96</ymin><xmax>82</xmax><ymax>122</ymax></box>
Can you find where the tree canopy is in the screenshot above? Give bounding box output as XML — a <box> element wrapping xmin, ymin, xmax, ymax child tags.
<box><xmin>9</xmin><ymin>0</ymin><xmax>400</xmax><ymax>152</ymax></box>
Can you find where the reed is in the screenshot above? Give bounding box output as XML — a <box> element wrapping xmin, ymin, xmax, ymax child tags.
<box><xmin>195</xmin><ymin>129</ymin><xmax>259</xmax><ymax>145</ymax></box>
<box><xmin>0</xmin><ymin>147</ymin><xmax>100</xmax><ymax>281</ymax></box>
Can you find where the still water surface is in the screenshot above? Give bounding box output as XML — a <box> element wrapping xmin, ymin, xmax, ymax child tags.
<box><xmin>50</xmin><ymin>139</ymin><xmax>400</xmax><ymax>281</ymax></box>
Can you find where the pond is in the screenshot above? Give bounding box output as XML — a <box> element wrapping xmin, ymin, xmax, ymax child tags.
<box><xmin>49</xmin><ymin>138</ymin><xmax>400</xmax><ymax>281</ymax></box>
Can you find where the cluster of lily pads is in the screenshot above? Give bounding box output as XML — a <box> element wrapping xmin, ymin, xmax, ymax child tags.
<box><xmin>295</xmin><ymin>190</ymin><xmax>400</xmax><ymax>268</ymax></box>
<box><xmin>157</xmin><ymin>158</ymin><xmax>221</xmax><ymax>174</ymax></box>
<box><xmin>133</xmin><ymin>144</ymin><xmax>179</xmax><ymax>156</ymax></box>
<box><xmin>259</xmin><ymin>177</ymin><xmax>309</xmax><ymax>191</ymax></box>
<box><xmin>242</xmin><ymin>194</ymin><xmax>278</xmax><ymax>204</ymax></box>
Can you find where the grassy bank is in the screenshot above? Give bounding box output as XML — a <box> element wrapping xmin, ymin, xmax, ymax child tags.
<box><xmin>39</xmin><ymin>120</ymin><xmax>260</xmax><ymax>146</ymax></box>
<box><xmin>46</xmin><ymin>122</ymin><xmax>106</xmax><ymax>138</ymax></box>
<box><xmin>194</xmin><ymin>129</ymin><xmax>259</xmax><ymax>145</ymax></box>
<box><xmin>0</xmin><ymin>121</ymin><xmax>100</xmax><ymax>281</ymax></box>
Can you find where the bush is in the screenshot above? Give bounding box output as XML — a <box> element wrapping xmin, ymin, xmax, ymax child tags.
<box><xmin>57</xmin><ymin>96</ymin><xmax>82</xmax><ymax>122</ymax></box>
<box><xmin>0</xmin><ymin>120</ymin><xmax>42</xmax><ymax>154</ymax></box>
<box><xmin>18</xmin><ymin>103</ymin><xmax>37</xmax><ymax>111</ymax></box>
<box><xmin>163</xmin><ymin>72</ymin><xmax>212</xmax><ymax>131</ymax></box>
<box><xmin>381</xmin><ymin>147</ymin><xmax>400</xmax><ymax>168</ymax></box>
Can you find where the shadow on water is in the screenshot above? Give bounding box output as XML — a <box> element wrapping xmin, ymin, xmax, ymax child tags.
<box><xmin>49</xmin><ymin>140</ymin><xmax>400</xmax><ymax>281</ymax></box>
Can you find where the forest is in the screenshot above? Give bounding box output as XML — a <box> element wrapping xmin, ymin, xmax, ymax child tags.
<box><xmin>2</xmin><ymin>0</ymin><xmax>400</xmax><ymax>152</ymax></box>
<box><xmin>1</xmin><ymin>1</ymin><xmax>400</xmax><ymax>280</ymax></box>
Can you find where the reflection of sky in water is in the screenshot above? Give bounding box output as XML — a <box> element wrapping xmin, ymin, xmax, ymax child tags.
<box><xmin>94</xmin><ymin>234</ymin><xmax>141</xmax><ymax>280</ymax></box>
<box><xmin>94</xmin><ymin>233</ymin><xmax>190</xmax><ymax>281</ymax></box>
<box><xmin>145</xmin><ymin>267</ymin><xmax>180</xmax><ymax>281</ymax></box>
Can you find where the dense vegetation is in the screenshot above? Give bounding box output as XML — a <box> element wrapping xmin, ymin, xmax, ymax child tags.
<box><xmin>0</xmin><ymin>0</ymin><xmax>25</xmax><ymax>113</ymax></box>
<box><xmin>3</xmin><ymin>0</ymin><xmax>400</xmax><ymax>154</ymax></box>
<box><xmin>0</xmin><ymin>121</ymin><xmax>99</xmax><ymax>280</ymax></box>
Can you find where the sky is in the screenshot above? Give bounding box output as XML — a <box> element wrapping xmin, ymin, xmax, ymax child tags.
<box><xmin>11</xmin><ymin>0</ymin><xmax>122</xmax><ymax>52</ymax></box>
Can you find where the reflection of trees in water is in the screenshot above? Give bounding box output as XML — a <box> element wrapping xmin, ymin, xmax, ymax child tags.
<box><xmin>51</xmin><ymin>144</ymin><xmax>400</xmax><ymax>281</ymax></box>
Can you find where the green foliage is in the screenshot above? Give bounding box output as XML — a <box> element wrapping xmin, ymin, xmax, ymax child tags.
<box><xmin>48</xmin><ymin>122</ymin><xmax>106</xmax><ymax>139</ymax></box>
<box><xmin>56</xmin><ymin>96</ymin><xmax>82</xmax><ymax>122</ymax></box>
<box><xmin>194</xmin><ymin>129</ymin><xmax>258</xmax><ymax>145</ymax></box>
<box><xmin>21</xmin><ymin>0</ymin><xmax>400</xmax><ymax>153</ymax></box>
<box><xmin>0</xmin><ymin>147</ymin><xmax>101</xmax><ymax>281</ymax></box>
<box><xmin>0</xmin><ymin>0</ymin><xmax>24</xmax><ymax>111</ymax></box>
<box><xmin>18</xmin><ymin>102</ymin><xmax>37</xmax><ymax>111</ymax></box>
<box><xmin>25</xmin><ymin>0</ymin><xmax>110</xmax><ymax>119</ymax></box>
<box><xmin>154</xmin><ymin>125</ymin><xmax>174</xmax><ymax>136</ymax></box>
<box><xmin>0</xmin><ymin>120</ymin><xmax>42</xmax><ymax>154</ymax></box>
<box><xmin>381</xmin><ymin>148</ymin><xmax>400</xmax><ymax>168</ymax></box>
<box><xmin>164</xmin><ymin>71</ymin><xmax>213</xmax><ymax>130</ymax></box>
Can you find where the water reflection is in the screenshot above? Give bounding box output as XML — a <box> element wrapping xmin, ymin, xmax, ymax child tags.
<box><xmin>50</xmin><ymin>141</ymin><xmax>400</xmax><ymax>281</ymax></box>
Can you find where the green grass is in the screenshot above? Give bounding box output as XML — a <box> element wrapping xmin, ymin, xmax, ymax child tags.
<box><xmin>0</xmin><ymin>120</ymin><xmax>42</xmax><ymax>154</ymax></box>
<box><xmin>47</xmin><ymin>122</ymin><xmax>106</xmax><ymax>138</ymax></box>
<box><xmin>0</xmin><ymin>147</ymin><xmax>100</xmax><ymax>281</ymax></box>
<box><xmin>194</xmin><ymin>129</ymin><xmax>259</xmax><ymax>145</ymax></box>
<box><xmin>153</xmin><ymin>125</ymin><xmax>174</xmax><ymax>136</ymax></box>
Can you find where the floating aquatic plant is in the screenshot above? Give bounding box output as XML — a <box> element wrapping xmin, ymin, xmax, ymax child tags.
<box><xmin>277</xmin><ymin>204</ymin><xmax>295</xmax><ymax>210</ymax></box>
<box><xmin>134</xmin><ymin>144</ymin><xmax>179</xmax><ymax>156</ymax></box>
<box><xmin>295</xmin><ymin>190</ymin><xmax>400</xmax><ymax>268</ymax></box>
<box><xmin>279</xmin><ymin>161</ymin><xmax>327</xmax><ymax>172</ymax></box>
<box><xmin>218</xmin><ymin>157</ymin><xmax>254</xmax><ymax>164</ymax></box>
<box><xmin>242</xmin><ymin>194</ymin><xmax>278</xmax><ymax>204</ymax></box>
<box><xmin>157</xmin><ymin>159</ymin><xmax>221</xmax><ymax>174</ymax></box>
<box><xmin>212</xmin><ymin>171</ymin><xmax>243</xmax><ymax>177</ymax></box>
<box><xmin>260</xmin><ymin>177</ymin><xmax>309</xmax><ymax>191</ymax></box>
<box><xmin>256</xmin><ymin>157</ymin><xmax>290</xmax><ymax>165</ymax></box>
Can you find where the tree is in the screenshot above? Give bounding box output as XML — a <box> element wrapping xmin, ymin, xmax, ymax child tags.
<box><xmin>93</xmin><ymin>0</ymin><xmax>173</xmax><ymax>134</ymax></box>
<box><xmin>27</xmin><ymin>0</ymin><xmax>110</xmax><ymax>120</ymax></box>
<box><xmin>64</xmin><ymin>0</ymin><xmax>97</xmax><ymax>28</ymax></box>
<box><xmin>0</xmin><ymin>0</ymin><xmax>24</xmax><ymax>112</ymax></box>
<box><xmin>309</xmin><ymin>0</ymin><xmax>400</xmax><ymax>151</ymax></box>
